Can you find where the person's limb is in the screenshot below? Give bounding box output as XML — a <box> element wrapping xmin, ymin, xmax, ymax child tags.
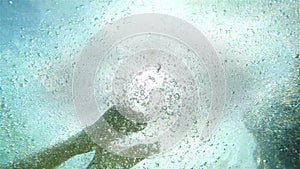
<box><xmin>2</xmin><ymin>106</ymin><xmax>149</xmax><ymax>169</ymax></box>
<box><xmin>86</xmin><ymin>106</ymin><xmax>148</xmax><ymax>168</ymax></box>
<box><xmin>4</xmin><ymin>130</ymin><xmax>96</xmax><ymax>169</ymax></box>
<box><xmin>102</xmin><ymin>106</ymin><xmax>147</xmax><ymax>135</ymax></box>
<box><xmin>87</xmin><ymin>146</ymin><xmax>144</xmax><ymax>169</ymax></box>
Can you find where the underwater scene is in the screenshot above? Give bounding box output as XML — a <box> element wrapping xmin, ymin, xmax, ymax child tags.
<box><xmin>0</xmin><ymin>0</ymin><xmax>299</xmax><ymax>169</ymax></box>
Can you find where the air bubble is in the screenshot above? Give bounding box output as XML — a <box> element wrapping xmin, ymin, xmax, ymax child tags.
<box><xmin>162</xmin><ymin>106</ymin><xmax>167</xmax><ymax>110</ymax></box>
<box><xmin>174</xmin><ymin>93</ymin><xmax>180</xmax><ymax>100</ymax></box>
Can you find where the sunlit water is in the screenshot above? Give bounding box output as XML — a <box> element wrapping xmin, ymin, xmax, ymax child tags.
<box><xmin>0</xmin><ymin>0</ymin><xmax>299</xmax><ymax>168</ymax></box>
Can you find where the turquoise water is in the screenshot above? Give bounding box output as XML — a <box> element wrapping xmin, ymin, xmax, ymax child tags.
<box><xmin>0</xmin><ymin>0</ymin><xmax>299</xmax><ymax>168</ymax></box>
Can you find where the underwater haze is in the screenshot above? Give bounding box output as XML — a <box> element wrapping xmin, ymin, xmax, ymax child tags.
<box><xmin>0</xmin><ymin>0</ymin><xmax>299</xmax><ymax>168</ymax></box>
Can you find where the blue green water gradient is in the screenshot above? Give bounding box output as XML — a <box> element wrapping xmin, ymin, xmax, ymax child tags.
<box><xmin>0</xmin><ymin>0</ymin><xmax>299</xmax><ymax>168</ymax></box>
